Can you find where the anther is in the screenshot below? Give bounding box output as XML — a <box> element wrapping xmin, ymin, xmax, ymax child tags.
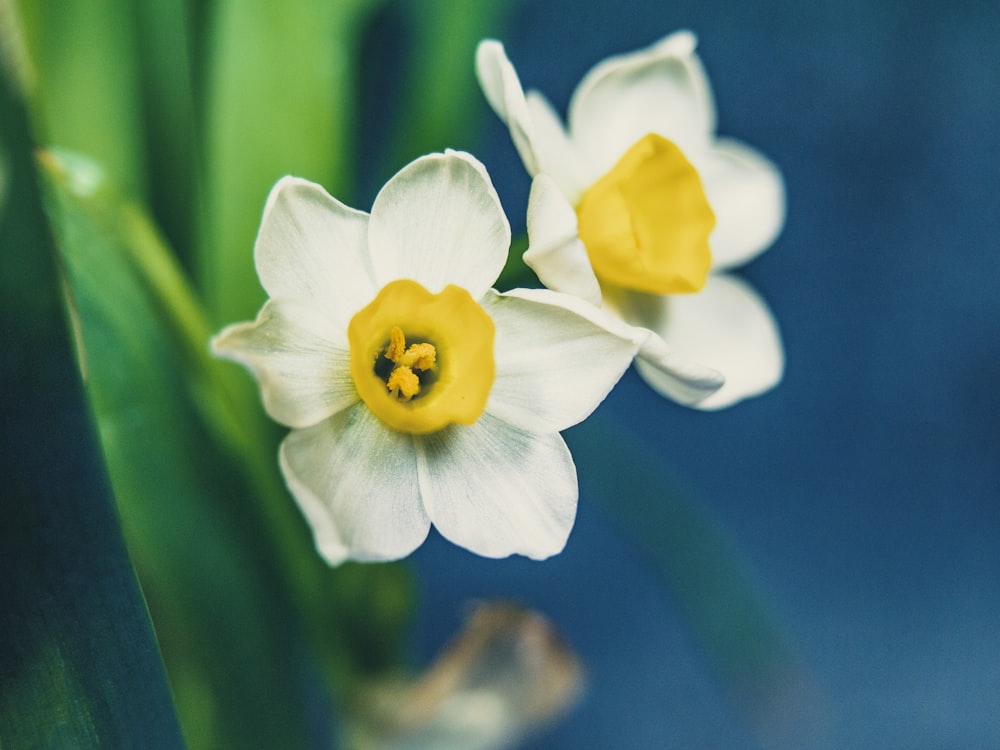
<box><xmin>387</xmin><ymin>366</ymin><xmax>421</xmax><ymax>401</ymax></box>
<box><xmin>382</xmin><ymin>326</ymin><xmax>437</xmax><ymax>400</ymax></box>
<box><xmin>398</xmin><ymin>342</ymin><xmax>436</xmax><ymax>370</ymax></box>
<box><xmin>385</xmin><ymin>326</ymin><xmax>407</xmax><ymax>363</ymax></box>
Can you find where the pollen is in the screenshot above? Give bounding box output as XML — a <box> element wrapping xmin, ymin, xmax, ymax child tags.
<box><xmin>387</xmin><ymin>366</ymin><xmax>421</xmax><ymax>401</ymax></box>
<box><xmin>383</xmin><ymin>326</ymin><xmax>437</xmax><ymax>400</ymax></box>
<box><xmin>398</xmin><ymin>342</ymin><xmax>436</xmax><ymax>370</ymax></box>
<box><xmin>385</xmin><ymin>326</ymin><xmax>407</xmax><ymax>362</ymax></box>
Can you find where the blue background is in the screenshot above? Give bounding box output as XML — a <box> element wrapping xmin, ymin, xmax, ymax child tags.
<box><xmin>409</xmin><ymin>1</ymin><xmax>1000</xmax><ymax>747</ymax></box>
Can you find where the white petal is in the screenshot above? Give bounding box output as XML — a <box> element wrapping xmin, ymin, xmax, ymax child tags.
<box><xmin>525</xmin><ymin>90</ymin><xmax>591</xmax><ymax>201</ymax></box>
<box><xmin>698</xmin><ymin>138</ymin><xmax>786</xmax><ymax>270</ymax></box>
<box><xmin>634</xmin><ymin>332</ymin><xmax>727</xmax><ymax>406</ymax></box>
<box><xmin>254</xmin><ymin>176</ymin><xmax>376</xmax><ymax>327</ymax></box>
<box><xmin>367</xmin><ymin>151</ymin><xmax>510</xmax><ymax>298</ymax></box>
<box><xmin>211</xmin><ymin>300</ymin><xmax>356</xmax><ymax>428</ymax></box>
<box><xmin>417</xmin><ymin>413</ymin><xmax>576</xmax><ymax>560</ymax></box>
<box><xmin>476</xmin><ymin>39</ymin><xmax>542</xmax><ymax>175</ymax></box>
<box><xmin>590</xmin><ymin>285</ymin><xmax>726</xmax><ymax>406</ymax></box>
<box><xmin>636</xmin><ymin>274</ymin><xmax>784</xmax><ymax>410</ymax></box>
<box><xmin>481</xmin><ymin>288</ymin><xmax>639</xmax><ymax>433</ymax></box>
<box><xmin>523</xmin><ymin>175</ymin><xmax>602</xmax><ymax>306</ymax></box>
<box><xmin>280</xmin><ymin>404</ymin><xmax>430</xmax><ymax>564</ymax></box>
<box><xmin>568</xmin><ymin>30</ymin><xmax>715</xmax><ymax>177</ymax></box>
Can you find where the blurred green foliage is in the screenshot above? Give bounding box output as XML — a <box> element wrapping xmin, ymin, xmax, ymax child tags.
<box><xmin>568</xmin><ymin>414</ymin><xmax>814</xmax><ymax>742</ymax></box>
<box><xmin>0</xmin><ymin>59</ymin><xmax>184</xmax><ymax>750</ymax></box>
<box><xmin>5</xmin><ymin>0</ymin><xmax>518</xmax><ymax>747</ymax></box>
<box><xmin>43</xmin><ymin>152</ymin><xmax>325</xmax><ymax>748</ymax></box>
<box><xmin>199</xmin><ymin>0</ymin><xmax>379</xmax><ymax>325</ymax></box>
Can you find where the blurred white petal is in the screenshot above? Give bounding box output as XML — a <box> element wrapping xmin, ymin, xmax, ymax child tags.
<box><xmin>568</xmin><ymin>30</ymin><xmax>715</xmax><ymax>176</ymax></box>
<box><xmin>357</xmin><ymin>602</ymin><xmax>582</xmax><ymax>750</ymax></box>
<box><xmin>523</xmin><ymin>175</ymin><xmax>602</xmax><ymax>305</ymax></box>
<box><xmin>634</xmin><ymin>331</ymin><xmax>727</xmax><ymax>406</ymax></box>
<box><xmin>525</xmin><ymin>90</ymin><xmax>591</xmax><ymax>200</ymax></box>
<box><xmin>698</xmin><ymin>138</ymin><xmax>786</xmax><ymax>270</ymax></box>
<box><xmin>475</xmin><ymin>40</ymin><xmax>541</xmax><ymax>175</ymax></box>
<box><xmin>636</xmin><ymin>274</ymin><xmax>784</xmax><ymax>409</ymax></box>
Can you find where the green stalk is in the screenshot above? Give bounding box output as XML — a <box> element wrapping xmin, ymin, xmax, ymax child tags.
<box><xmin>198</xmin><ymin>0</ymin><xmax>385</xmax><ymax>326</ymax></box>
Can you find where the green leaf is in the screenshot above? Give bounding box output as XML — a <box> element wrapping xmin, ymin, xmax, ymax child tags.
<box><xmin>0</xmin><ymin>64</ymin><xmax>184</xmax><ymax>750</ymax></box>
<box><xmin>198</xmin><ymin>0</ymin><xmax>385</xmax><ymax>325</ymax></box>
<box><xmin>15</xmin><ymin>0</ymin><xmax>147</xmax><ymax>197</ymax></box>
<box><xmin>42</xmin><ymin>147</ymin><xmax>417</xmax><ymax>743</ymax></box>
<box><xmin>10</xmin><ymin>0</ymin><xmax>423</xmax><ymax>739</ymax></box>
<box><xmin>567</xmin><ymin>413</ymin><xmax>817</xmax><ymax>736</ymax></box>
<box><xmin>42</xmin><ymin>153</ymin><xmax>326</xmax><ymax>749</ymax></box>
<box><xmin>133</xmin><ymin>0</ymin><xmax>201</xmax><ymax>266</ymax></box>
<box><xmin>384</xmin><ymin>0</ymin><xmax>518</xmax><ymax>172</ymax></box>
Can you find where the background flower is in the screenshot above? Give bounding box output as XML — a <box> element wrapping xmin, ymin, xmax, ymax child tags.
<box><xmin>478</xmin><ymin>31</ymin><xmax>786</xmax><ymax>409</ymax></box>
<box><xmin>415</xmin><ymin>3</ymin><xmax>1000</xmax><ymax>747</ymax></box>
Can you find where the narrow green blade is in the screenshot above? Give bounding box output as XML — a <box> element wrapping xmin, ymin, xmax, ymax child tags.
<box><xmin>198</xmin><ymin>0</ymin><xmax>383</xmax><ymax>325</ymax></box>
<box><xmin>43</xmin><ymin>157</ymin><xmax>324</xmax><ymax>749</ymax></box>
<box><xmin>15</xmin><ymin>0</ymin><xmax>147</xmax><ymax>197</ymax></box>
<box><xmin>0</xmin><ymin>67</ymin><xmax>184</xmax><ymax>750</ymax></box>
<box><xmin>567</xmin><ymin>413</ymin><xmax>821</xmax><ymax>741</ymax></box>
<box><xmin>133</xmin><ymin>0</ymin><xmax>201</xmax><ymax>264</ymax></box>
<box><xmin>43</xmin><ymin>149</ymin><xmax>418</xmax><ymax>746</ymax></box>
<box><xmin>384</xmin><ymin>0</ymin><xmax>516</xmax><ymax>173</ymax></box>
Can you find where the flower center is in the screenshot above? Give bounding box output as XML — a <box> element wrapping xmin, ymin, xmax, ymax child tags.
<box><xmin>575</xmin><ymin>133</ymin><xmax>715</xmax><ymax>295</ymax></box>
<box><xmin>349</xmin><ymin>279</ymin><xmax>495</xmax><ymax>434</ymax></box>
<box><xmin>379</xmin><ymin>326</ymin><xmax>437</xmax><ymax>401</ymax></box>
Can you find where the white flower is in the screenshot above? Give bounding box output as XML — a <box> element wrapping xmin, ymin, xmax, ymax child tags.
<box><xmin>477</xmin><ymin>31</ymin><xmax>786</xmax><ymax>409</ymax></box>
<box><xmin>212</xmin><ymin>151</ymin><xmax>650</xmax><ymax>564</ymax></box>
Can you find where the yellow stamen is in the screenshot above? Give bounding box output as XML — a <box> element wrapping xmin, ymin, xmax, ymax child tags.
<box><xmin>576</xmin><ymin>133</ymin><xmax>715</xmax><ymax>295</ymax></box>
<box><xmin>348</xmin><ymin>280</ymin><xmax>495</xmax><ymax>434</ymax></box>
<box><xmin>382</xmin><ymin>328</ymin><xmax>437</xmax><ymax>399</ymax></box>
<box><xmin>399</xmin><ymin>342</ymin><xmax>437</xmax><ymax>371</ymax></box>
<box><xmin>387</xmin><ymin>365</ymin><xmax>421</xmax><ymax>401</ymax></box>
<box><xmin>385</xmin><ymin>325</ymin><xmax>407</xmax><ymax>362</ymax></box>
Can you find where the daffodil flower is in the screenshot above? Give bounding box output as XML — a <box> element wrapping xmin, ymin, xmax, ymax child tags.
<box><xmin>477</xmin><ymin>31</ymin><xmax>786</xmax><ymax>409</ymax></box>
<box><xmin>213</xmin><ymin>151</ymin><xmax>656</xmax><ymax>563</ymax></box>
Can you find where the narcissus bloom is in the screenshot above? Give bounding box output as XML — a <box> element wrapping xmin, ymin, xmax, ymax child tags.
<box><xmin>213</xmin><ymin>152</ymin><xmax>650</xmax><ymax>563</ymax></box>
<box><xmin>477</xmin><ymin>31</ymin><xmax>786</xmax><ymax>409</ymax></box>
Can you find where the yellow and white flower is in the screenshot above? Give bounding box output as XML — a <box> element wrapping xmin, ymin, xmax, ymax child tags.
<box><xmin>477</xmin><ymin>31</ymin><xmax>786</xmax><ymax>409</ymax></box>
<box><xmin>213</xmin><ymin>151</ymin><xmax>659</xmax><ymax>563</ymax></box>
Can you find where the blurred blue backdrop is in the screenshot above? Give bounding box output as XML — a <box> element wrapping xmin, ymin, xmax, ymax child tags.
<box><xmin>408</xmin><ymin>1</ymin><xmax>1000</xmax><ymax>747</ymax></box>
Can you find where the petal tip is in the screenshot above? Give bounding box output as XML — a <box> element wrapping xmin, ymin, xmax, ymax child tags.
<box><xmin>314</xmin><ymin>540</ymin><xmax>350</xmax><ymax>567</ymax></box>
<box><xmin>209</xmin><ymin>320</ymin><xmax>250</xmax><ymax>360</ymax></box>
<box><xmin>655</xmin><ymin>29</ymin><xmax>698</xmax><ymax>56</ymax></box>
<box><xmin>476</xmin><ymin>37</ymin><xmax>506</xmax><ymax>62</ymax></box>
